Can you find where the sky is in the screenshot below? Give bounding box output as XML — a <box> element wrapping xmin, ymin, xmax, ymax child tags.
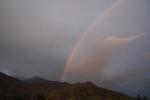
<box><xmin>0</xmin><ymin>0</ymin><xmax>150</xmax><ymax>97</ymax></box>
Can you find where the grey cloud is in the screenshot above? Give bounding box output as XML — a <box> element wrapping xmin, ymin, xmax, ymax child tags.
<box><xmin>0</xmin><ymin>0</ymin><xmax>150</xmax><ymax>97</ymax></box>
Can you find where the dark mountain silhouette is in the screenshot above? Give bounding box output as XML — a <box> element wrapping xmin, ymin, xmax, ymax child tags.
<box><xmin>0</xmin><ymin>72</ymin><xmax>136</xmax><ymax>100</ymax></box>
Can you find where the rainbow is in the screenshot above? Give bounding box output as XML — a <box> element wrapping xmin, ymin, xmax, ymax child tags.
<box><xmin>61</xmin><ymin>0</ymin><xmax>123</xmax><ymax>81</ymax></box>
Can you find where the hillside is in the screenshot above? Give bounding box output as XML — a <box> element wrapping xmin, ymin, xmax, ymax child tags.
<box><xmin>0</xmin><ymin>72</ymin><xmax>136</xmax><ymax>100</ymax></box>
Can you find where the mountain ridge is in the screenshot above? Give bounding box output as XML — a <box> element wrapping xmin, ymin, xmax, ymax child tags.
<box><xmin>0</xmin><ymin>72</ymin><xmax>136</xmax><ymax>100</ymax></box>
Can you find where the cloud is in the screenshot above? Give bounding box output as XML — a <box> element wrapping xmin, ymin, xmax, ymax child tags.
<box><xmin>0</xmin><ymin>66</ymin><xmax>14</xmax><ymax>76</ymax></box>
<box><xmin>65</xmin><ymin>34</ymin><xmax>144</xmax><ymax>81</ymax></box>
<box><xmin>103</xmin><ymin>67</ymin><xmax>150</xmax><ymax>83</ymax></box>
<box><xmin>143</xmin><ymin>51</ymin><xmax>150</xmax><ymax>57</ymax></box>
<box><xmin>102</xmin><ymin>33</ymin><xmax>143</xmax><ymax>47</ymax></box>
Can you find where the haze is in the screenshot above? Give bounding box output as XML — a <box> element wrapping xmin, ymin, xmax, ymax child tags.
<box><xmin>0</xmin><ymin>0</ymin><xmax>150</xmax><ymax>96</ymax></box>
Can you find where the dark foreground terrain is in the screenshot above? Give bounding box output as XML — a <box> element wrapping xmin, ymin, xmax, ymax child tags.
<box><xmin>0</xmin><ymin>72</ymin><xmax>136</xmax><ymax>100</ymax></box>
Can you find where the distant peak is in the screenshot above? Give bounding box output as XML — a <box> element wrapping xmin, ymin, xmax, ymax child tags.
<box><xmin>26</xmin><ymin>76</ymin><xmax>47</xmax><ymax>83</ymax></box>
<box><xmin>30</xmin><ymin>76</ymin><xmax>46</xmax><ymax>81</ymax></box>
<box><xmin>86</xmin><ymin>81</ymin><xmax>93</xmax><ymax>84</ymax></box>
<box><xmin>30</xmin><ymin>76</ymin><xmax>42</xmax><ymax>79</ymax></box>
<box><xmin>85</xmin><ymin>81</ymin><xmax>96</xmax><ymax>86</ymax></box>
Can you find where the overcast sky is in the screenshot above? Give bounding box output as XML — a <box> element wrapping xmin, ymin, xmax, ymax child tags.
<box><xmin>0</xmin><ymin>0</ymin><xmax>150</xmax><ymax>97</ymax></box>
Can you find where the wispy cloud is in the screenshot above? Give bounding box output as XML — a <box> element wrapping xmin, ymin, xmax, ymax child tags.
<box><xmin>66</xmin><ymin>34</ymin><xmax>144</xmax><ymax>81</ymax></box>
<box><xmin>143</xmin><ymin>51</ymin><xmax>150</xmax><ymax>57</ymax></box>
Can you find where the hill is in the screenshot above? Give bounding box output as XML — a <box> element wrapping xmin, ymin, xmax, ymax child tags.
<box><xmin>0</xmin><ymin>72</ymin><xmax>136</xmax><ymax>100</ymax></box>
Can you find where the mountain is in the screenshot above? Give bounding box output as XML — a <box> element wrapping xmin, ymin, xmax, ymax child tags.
<box><xmin>0</xmin><ymin>72</ymin><xmax>32</xmax><ymax>99</ymax></box>
<box><xmin>0</xmin><ymin>72</ymin><xmax>136</xmax><ymax>100</ymax></box>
